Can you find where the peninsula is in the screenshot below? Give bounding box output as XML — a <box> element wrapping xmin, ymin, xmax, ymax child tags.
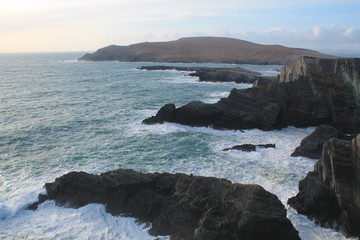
<box><xmin>78</xmin><ymin>37</ymin><xmax>334</xmax><ymax>65</ymax></box>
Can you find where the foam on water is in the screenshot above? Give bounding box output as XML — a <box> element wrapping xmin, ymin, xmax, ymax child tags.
<box><xmin>0</xmin><ymin>201</ymin><xmax>167</xmax><ymax>240</ymax></box>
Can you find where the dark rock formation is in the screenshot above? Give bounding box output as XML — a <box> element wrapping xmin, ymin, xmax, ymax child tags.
<box><xmin>223</xmin><ymin>143</ymin><xmax>276</xmax><ymax>152</ymax></box>
<box><xmin>79</xmin><ymin>37</ymin><xmax>334</xmax><ymax>65</ymax></box>
<box><xmin>288</xmin><ymin>134</ymin><xmax>360</xmax><ymax>238</ymax></box>
<box><xmin>189</xmin><ymin>68</ymin><xmax>259</xmax><ymax>84</ymax></box>
<box><xmin>291</xmin><ymin>125</ymin><xmax>357</xmax><ymax>159</ymax></box>
<box><xmin>30</xmin><ymin>169</ymin><xmax>300</xmax><ymax>240</ymax></box>
<box><xmin>139</xmin><ymin>65</ymin><xmax>261</xmax><ymax>84</ymax></box>
<box><xmin>291</xmin><ymin>125</ymin><xmax>339</xmax><ymax>159</ymax></box>
<box><xmin>143</xmin><ymin>57</ymin><xmax>360</xmax><ymax>133</ymax></box>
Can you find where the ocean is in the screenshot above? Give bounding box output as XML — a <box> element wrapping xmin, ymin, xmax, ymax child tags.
<box><xmin>0</xmin><ymin>52</ymin><xmax>351</xmax><ymax>239</ymax></box>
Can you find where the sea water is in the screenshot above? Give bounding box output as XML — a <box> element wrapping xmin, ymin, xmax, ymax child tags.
<box><xmin>0</xmin><ymin>53</ymin><xmax>352</xmax><ymax>239</ymax></box>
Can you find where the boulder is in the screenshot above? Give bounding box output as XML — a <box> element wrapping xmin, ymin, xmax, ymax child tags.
<box><xmin>288</xmin><ymin>134</ymin><xmax>360</xmax><ymax>238</ymax></box>
<box><xmin>143</xmin><ymin>57</ymin><xmax>360</xmax><ymax>133</ymax></box>
<box><xmin>30</xmin><ymin>169</ymin><xmax>300</xmax><ymax>240</ymax></box>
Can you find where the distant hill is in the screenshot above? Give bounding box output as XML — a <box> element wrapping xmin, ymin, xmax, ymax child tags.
<box><xmin>79</xmin><ymin>37</ymin><xmax>334</xmax><ymax>65</ymax></box>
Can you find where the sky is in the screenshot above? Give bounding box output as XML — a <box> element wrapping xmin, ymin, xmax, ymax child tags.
<box><xmin>1</xmin><ymin>0</ymin><xmax>360</xmax><ymax>55</ymax></box>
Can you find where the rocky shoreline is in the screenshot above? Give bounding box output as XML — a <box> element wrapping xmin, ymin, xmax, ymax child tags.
<box><xmin>29</xmin><ymin>56</ymin><xmax>360</xmax><ymax>239</ymax></box>
<box><xmin>143</xmin><ymin>57</ymin><xmax>360</xmax><ymax>133</ymax></box>
<box><xmin>141</xmin><ymin>56</ymin><xmax>360</xmax><ymax>238</ymax></box>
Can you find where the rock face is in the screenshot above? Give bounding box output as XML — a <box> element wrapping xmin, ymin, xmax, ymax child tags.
<box><xmin>288</xmin><ymin>134</ymin><xmax>360</xmax><ymax>238</ymax></box>
<box><xmin>143</xmin><ymin>57</ymin><xmax>360</xmax><ymax>133</ymax></box>
<box><xmin>78</xmin><ymin>37</ymin><xmax>333</xmax><ymax>65</ymax></box>
<box><xmin>223</xmin><ymin>143</ymin><xmax>276</xmax><ymax>152</ymax></box>
<box><xmin>291</xmin><ymin>125</ymin><xmax>339</xmax><ymax>159</ymax></box>
<box><xmin>139</xmin><ymin>65</ymin><xmax>261</xmax><ymax>84</ymax></box>
<box><xmin>30</xmin><ymin>169</ymin><xmax>300</xmax><ymax>240</ymax></box>
<box><xmin>291</xmin><ymin>125</ymin><xmax>356</xmax><ymax>159</ymax></box>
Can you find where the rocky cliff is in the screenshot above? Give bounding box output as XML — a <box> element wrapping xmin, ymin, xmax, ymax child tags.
<box><xmin>288</xmin><ymin>134</ymin><xmax>360</xmax><ymax>238</ymax></box>
<box><xmin>79</xmin><ymin>37</ymin><xmax>333</xmax><ymax>65</ymax></box>
<box><xmin>29</xmin><ymin>169</ymin><xmax>300</xmax><ymax>240</ymax></box>
<box><xmin>143</xmin><ymin>57</ymin><xmax>360</xmax><ymax>133</ymax></box>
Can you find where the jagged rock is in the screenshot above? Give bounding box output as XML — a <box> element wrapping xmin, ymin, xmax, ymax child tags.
<box><xmin>143</xmin><ymin>57</ymin><xmax>360</xmax><ymax>133</ymax></box>
<box><xmin>29</xmin><ymin>169</ymin><xmax>300</xmax><ymax>240</ymax></box>
<box><xmin>291</xmin><ymin>125</ymin><xmax>339</xmax><ymax>159</ymax></box>
<box><xmin>79</xmin><ymin>37</ymin><xmax>333</xmax><ymax>65</ymax></box>
<box><xmin>223</xmin><ymin>143</ymin><xmax>276</xmax><ymax>152</ymax></box>
<box><xmin>288</xmin><ymin>134</ymin><xmax>360</xmax><ymax>238</ymax></box>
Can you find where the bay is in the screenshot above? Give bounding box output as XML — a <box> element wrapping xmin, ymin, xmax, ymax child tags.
<box><xmin>0</xmin><ymin>53</ymin><xmax>350</xmax><ymax>239</ymax></box>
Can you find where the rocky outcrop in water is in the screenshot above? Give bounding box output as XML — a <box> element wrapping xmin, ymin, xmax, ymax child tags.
<box><xmin>223</xmin><ymin>143</ymin><xmax>276</xmax><ymax>152</ymax></box>
<box><xmin>291</xmin><ymin>125</ymin><xmax>339</xmax><ymax>159</ymax></box>
<box><xmin>143</xmin><ymin>57</ymin><xmax>360</xmax><ymax>133</ymax></box>
<box><xmin>291</xmin><ymin>125</ymin><xmax>356</xmax><ymax>159</ymax></box>
<box><xmin>139</xmin><ymin>65</ymin><xmax>261</xmax><ymax>84</ymax></box>
<box><xmin>30</xmin><ymin>169</ymin><xmax>300</xmax><ymax>240</ymax></box>
<box><xmin>288</xmin><ymin>134</ymin><xmax>360</xmax><ymax>238</ymax></box>
<box><xmin>78</xmin><ymin>37</ymin><xmax>333</xmax><ymax>65</ymax></box>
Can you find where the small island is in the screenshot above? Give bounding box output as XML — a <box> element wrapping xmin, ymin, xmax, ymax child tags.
<box><xmin>78</xmin><ymin>37</ymin><xmax>334</xmax><ymax>65</ymax></box>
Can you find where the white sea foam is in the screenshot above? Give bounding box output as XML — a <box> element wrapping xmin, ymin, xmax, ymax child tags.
<box><xmin>0</xmin><ymin>201</ymin><xmax>168</xmax><ymax>240</ymax></box>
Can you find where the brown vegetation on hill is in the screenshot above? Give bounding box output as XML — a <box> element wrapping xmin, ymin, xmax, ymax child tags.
<box><xmin>79</xmin><ymin>37</ymin><xmax>334</xmax><ymax>65</ymax></box>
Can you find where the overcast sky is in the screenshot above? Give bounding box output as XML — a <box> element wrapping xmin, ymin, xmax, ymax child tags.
<box><xmin>1</xmin><ymin>0</ymin><xmax>359</xmax><ymax>55</ymax></box>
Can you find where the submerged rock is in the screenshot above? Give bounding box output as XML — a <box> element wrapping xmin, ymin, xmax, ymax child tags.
<box><xmin>223</xmin><ymin>143</ymin><xmax>276</xmax><ymax>152</ymax></box>
<box><xmin>143</xmin><ymin>57</ymin><xmax>360</xmax><ymax>133</ymax></box>
<box><xmin>30</xmin><ymin>169</ymin><xmax>300</xmax><ymax>240</ymax></box>
<box><xmin>288</xmin><ymin>134</ymin><xmax>360</xmax><ymax>238</ymax></box>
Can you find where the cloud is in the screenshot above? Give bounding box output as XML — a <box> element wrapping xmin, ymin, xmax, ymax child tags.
<box><xmin>214</xmin><ymin>25</ymin><xmax>360</xmax><ymax>53</ymax></box>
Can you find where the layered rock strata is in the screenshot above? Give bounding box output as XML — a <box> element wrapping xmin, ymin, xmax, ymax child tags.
<box><xmin>288</xmin><ymin>134</ymin><xmax>360</xmax><ymax>238</ymax></box>
<box><xmin>143</xmin><ymin>57</ymin><xmax>360</xmax><ymax>133</ymax></box>
<box><xmin>30</xmin><ymin>169</ymin><xmax>300</xmax><ymax>240</ymax></box>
